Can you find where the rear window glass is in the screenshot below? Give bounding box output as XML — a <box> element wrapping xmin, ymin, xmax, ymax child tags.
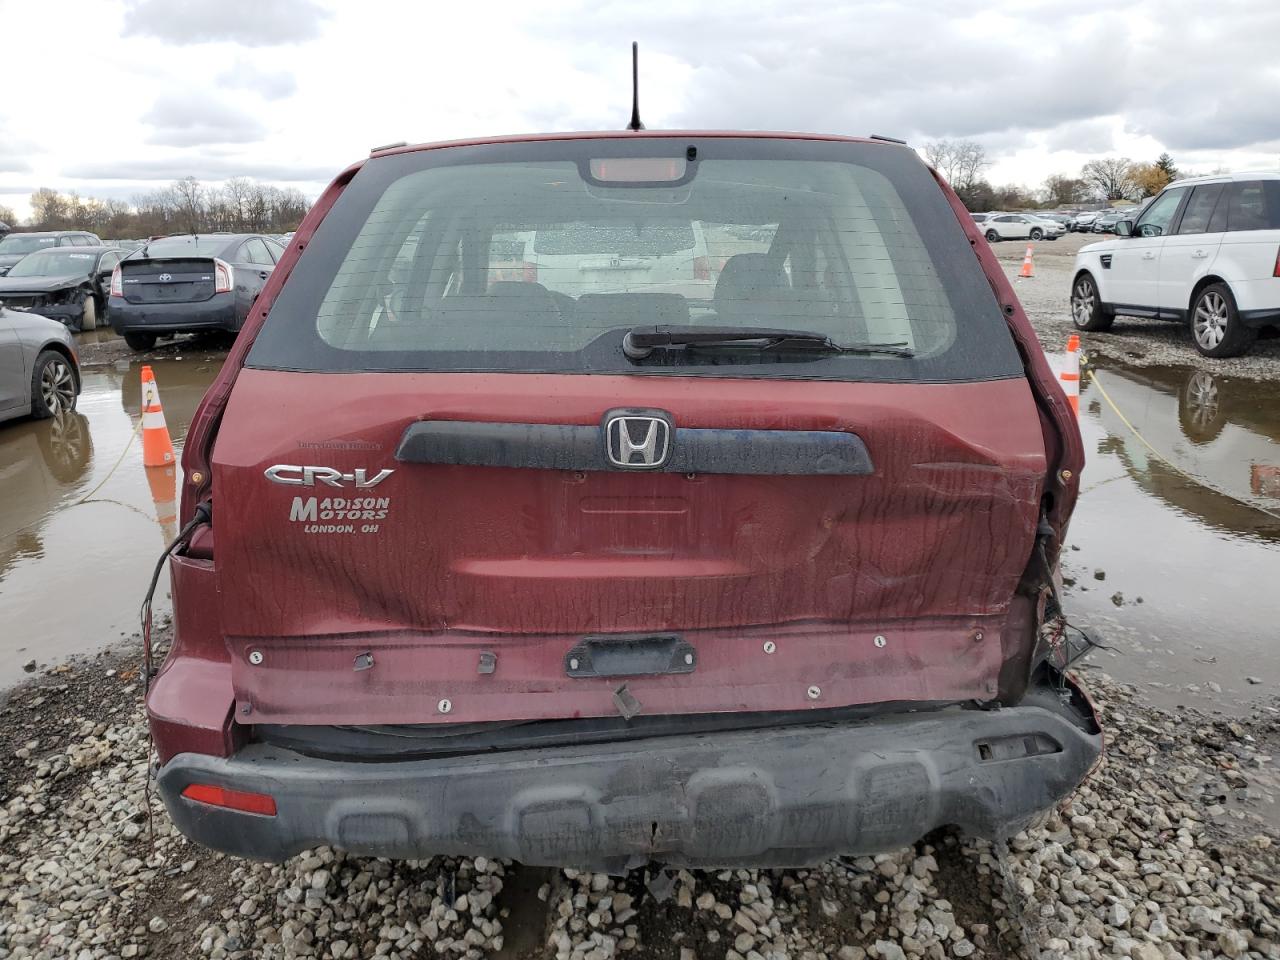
<box><xmin>136</xmin><ymin>236</ymin><xmax>230</xmax><ymax>257</ymax></box>
<box><xmin>248</xmin><ymin>138</ymin><xmax>1022</xmax><ymax>383</ymax></box>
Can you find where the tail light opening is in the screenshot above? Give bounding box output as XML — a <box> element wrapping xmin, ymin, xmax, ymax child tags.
<box><xmin>1273</xmin><ymin>246</ymin><xmax>1280</xmax><ymax>277</ymax></box>
<box><xmin>693</xmin><ymin>256</ymin><xmax>710</xmax><ymax>281</ymax></box>
<box><xmin>522</xmin><ymin>261</ymin><xmax>537</xmax><ymax>283</ymax></box>
<box><xmin>181</xmin><ymin>783</ymin><xmax>277</xmax><ymax>816</ymax></box>
<box><xmin>109</xmin><ymin>265</ymin><xmax>123</xmax><ymax>298</ymax></box>
<box><xmin>214</xmin><ymin>258</ymin><xmax>234</xmax><ymax>294</ymax></box>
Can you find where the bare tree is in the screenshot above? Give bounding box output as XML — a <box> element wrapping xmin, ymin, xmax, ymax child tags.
<box><xmin>1081</xmin><ymin>158</ymin><xmax>1136</xmax><ymax>202</ymax></box>
<box><xmin>171</xmin><ymin>177</ymin><xmax>206</xmax><ymax>233</ymax></box>
<box><xmin>923</xmin><ymin>139</ymin><xmax>991</xmax><ymax>193</ymax></box>
<box><xmin>28</xmin><ymin>188</ymin><xmax>71</xmax><ymax>228</ymax></box>
<box><xmin>0</xmin><ymin>203</ymin><xmax>16</xmax><ymax>229</ymax></box>
<box><xmin>22</xmin><ymin>179</ymin><xmax>310</xmax><ymax>238</ymax></box>
<box><xmin>1042</xmin><ymin>174</ymin><xmax>1088</xmax><ymax>207</ymax></box>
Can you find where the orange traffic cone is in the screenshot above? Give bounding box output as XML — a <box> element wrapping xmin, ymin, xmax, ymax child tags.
<box><xmin>1059</xmin><ymin>335</ymin><xmax>1080</xmax><ymax>416</ymax></box>
<box><xmin>1018</xmin><ymin>244</ymin><xmax>1035</xmax><ymax>278</ymax></box>
<box><xmin>140</xmin><ymin>365</ymin><xmax>176</xmax><ymax>467</ymax></box>
<box><xmin>146</xmin><ymin>464</ymin><xmax>178</xmax><ymax>543</ymax></box>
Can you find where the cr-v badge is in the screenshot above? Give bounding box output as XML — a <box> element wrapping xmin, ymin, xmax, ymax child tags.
<box><xmin>264</xmin><ymin>464</ymin><xmax>395</xmax><ymax>488</ymax></box>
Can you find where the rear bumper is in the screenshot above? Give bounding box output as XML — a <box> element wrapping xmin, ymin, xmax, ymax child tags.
<box><xmin>107</xmin><ymin>294</ymin><xmax>238</xmax><ymax>333</ymax></box>
<box><xmin>156</xmin><ymin>677</ymin><xmax>1101</xmax><ymax>871</ymax></box>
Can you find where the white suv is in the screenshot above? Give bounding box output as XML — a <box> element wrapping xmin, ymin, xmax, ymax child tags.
<box><xmin>1070</xmin><ymin>173</ymin><xmax>1280</xmax><ymax>357</ymax></box>
<box><xmin>980</xmin><ymin>213</ymin><xmax>1064</xmax><ymax>242</ymax></box>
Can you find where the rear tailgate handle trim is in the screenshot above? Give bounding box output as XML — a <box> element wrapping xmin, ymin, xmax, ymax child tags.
<box><xmin>395</xmin><ymin>420</ymin><xmax>873</xmax><ymax>476</ymax></box>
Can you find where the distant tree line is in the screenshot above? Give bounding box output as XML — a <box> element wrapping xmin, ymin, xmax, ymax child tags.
<box><xmin>923</xmin><ymin>140</ymin><xmax>1185</xmax><ymax>211</ymax></box>
<box><xmin>13</xmin><ymin>177</ymin><xmax>311</xmax><ymax>238</ymax></box>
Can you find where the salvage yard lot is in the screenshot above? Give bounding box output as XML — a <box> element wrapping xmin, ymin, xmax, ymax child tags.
<box><xmin>3</xmin><ymin>216</ymin><xmax>1280</xmax><ymax>960</ymax></box>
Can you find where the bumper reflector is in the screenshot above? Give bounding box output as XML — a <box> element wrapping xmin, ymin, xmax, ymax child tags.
<box><xmin>181</xmin><ymin>783</ymin><xmax>278</xmax><ymax>816</ymax></box>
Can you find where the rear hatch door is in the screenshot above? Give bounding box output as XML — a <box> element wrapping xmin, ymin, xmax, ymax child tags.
<box><xmin>120</xmin><ymin>257</ymin><xmax>216</xmax><ymax>305</ymax></box>
<box><xmin>204</xmin><ymin>136</ymin><xmax>1057</xmax><ymax>728</ymax></box>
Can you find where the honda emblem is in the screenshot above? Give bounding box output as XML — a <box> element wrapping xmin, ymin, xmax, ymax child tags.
<box><xmin>604</xmin><ymin>413</ymin><xmax>672</xmax><ymax>469</ymax></box>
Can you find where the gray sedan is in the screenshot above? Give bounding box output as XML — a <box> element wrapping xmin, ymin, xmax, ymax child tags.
<box><xmin>0</xmin><ymin>306</ymin><xmax>81</xmax><ymax>425</ymax></box>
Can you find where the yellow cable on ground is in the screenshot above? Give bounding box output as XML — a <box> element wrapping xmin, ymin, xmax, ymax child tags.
<box><xmin>0</xmin><ymin>415</ymin><xmax>151</xmax><ymax>540</ymax></box>
<box><xmin>73</xmin><ymin>415</ymin><xmax>144</xmax><ymax>506</ymax></box>
<box><xmin>1086</xmin><ymin>367</ymin><xmax>1280</xmax><ymax>524</ymax></box>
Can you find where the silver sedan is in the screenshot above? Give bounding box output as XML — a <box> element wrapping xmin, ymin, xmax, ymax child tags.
<box><xmin>0</xmin><ymin>306</ymin><xmax>81</xmax><ymax>425</ymax></box>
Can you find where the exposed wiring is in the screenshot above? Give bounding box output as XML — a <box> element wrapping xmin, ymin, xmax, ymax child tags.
<box><xmin>138</xmin><ymin>501</ymin><xmax>210</xmax><ymax>852</ymax></box>
<box><xmin>1087</xmin><ymin>368</ymin><xmax>1280</xmax><ymax>523</ymax></box>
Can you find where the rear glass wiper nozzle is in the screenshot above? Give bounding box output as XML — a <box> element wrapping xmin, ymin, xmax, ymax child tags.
<box><xmin>621</xmin><ymin>325</ymin><xmax>914</xmax><ymax>360</ymax></box>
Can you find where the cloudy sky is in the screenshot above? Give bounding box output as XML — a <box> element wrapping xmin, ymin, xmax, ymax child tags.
<box><xmin>2</xmin><ymin>0</ymin><xmax>1279</xmax><ymax>221</ymax></box>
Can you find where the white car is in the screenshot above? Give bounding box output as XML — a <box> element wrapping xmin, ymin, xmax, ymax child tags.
<box><xmin>979</xmin><ymin>213</ymin><xmax>1064</xmax><ymax>242</ymax></box>
<box><xmin>1070</xmin><ymin>211</ymin><xmax>1101</xmax><ymax>232</ymax></box>
<box><xmin>521</xmin><ymin>220</ymin><xmax>712</xmax><ymax>299</ymax></box>
<box><xmin>1069</xmin><ymin>172</ymin><xmax>1280</xmax><ymax>357</ymax></box>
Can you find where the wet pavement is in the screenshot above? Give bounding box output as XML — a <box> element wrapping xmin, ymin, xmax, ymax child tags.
<box><xmin>0</xmin><ymin>332</ymin><xmax>1277</xmax><ymax>712</ymax></box>
<box><xmin>0</xmin><ymin>336</ymin><xmax>222</xmax><ymax>686</ymax></box>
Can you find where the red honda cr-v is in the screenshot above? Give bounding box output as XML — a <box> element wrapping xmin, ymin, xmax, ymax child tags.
<box><xmin>148</xmin><ymin>131</ymin><xmax>1101</xmax><ymax>872</ymax></box>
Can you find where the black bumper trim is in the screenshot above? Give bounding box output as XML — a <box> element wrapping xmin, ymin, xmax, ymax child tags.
<box><xmin>158</xmin><ymin>682</ymin><xmax>1101</xmax><ymax>872</ymax></box>
<box><xmin>1240</xmin><ymin>307</ymin><xmax>1280</xmax><ymax>329</ymax></box>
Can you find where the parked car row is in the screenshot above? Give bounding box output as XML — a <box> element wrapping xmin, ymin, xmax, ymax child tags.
<box><xmin>972</xmin><ymin>212</ymin><xmax>1065</xmax><ymax>241</ymax></box>
<box><xmin>1071</xmin><ymin>172</ymin><xmax>1280</xmax><ymax>357</ymax></box>
<box><xmin>1074</xmin><ymin>208</ymin><xmax>1141</xmax><ymax>234</ymax></box>
<box><xmin>0</xmin><ymin>231</ymin><xmax>285</xmax><ymax>349</ymax></box>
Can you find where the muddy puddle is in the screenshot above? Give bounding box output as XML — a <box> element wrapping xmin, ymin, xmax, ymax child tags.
<box><xmin>0</xmin><ymin>345</ymin><xmax>221</xmax><ymax>687</ymax></box>
<box><xmin>1064</xmin><ymin>358</ymin><xmax>1280</xmax><ymax>713</ymax></box>
<box><xmin>1</xmin><ymin>334</ymin><xmax>1277</xmax><ymax>721</ymax></box>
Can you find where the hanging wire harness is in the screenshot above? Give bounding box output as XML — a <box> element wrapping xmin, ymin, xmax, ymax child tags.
<box><xmin>138</xmin><ymin>499</ymin><xmax>211</xmax><ymax>847</ymax></box>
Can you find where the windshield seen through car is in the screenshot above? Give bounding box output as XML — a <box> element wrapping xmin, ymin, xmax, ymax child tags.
<box><xmin>5</xmin><ymin>249</ymin><xmax>97</xmax><ymax>278</ymax></box>
<box><xmin>0</xmin><ymin>235</ymin><xmax>57</xmax><ymax>254</ymax></box>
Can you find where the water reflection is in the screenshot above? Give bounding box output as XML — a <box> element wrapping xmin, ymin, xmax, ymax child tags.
<box><xmin>1068</xmin><ymin>360</ymin><xmax>1280</xmax><ymax>711</ymax></box>
<box><xmin>0</xmin><ymin>357</ymin><xmax>221</xmax><ymax>685</ymax></box>
<box><xmin>0</xmin><ymin>412</ymin><xmax>95</xmax><ymax>580</ymax></box>
<box><xmin>1085</xmin><ymin>362</ymin><xmax>1280</xmax><ymax>540</ymax></box>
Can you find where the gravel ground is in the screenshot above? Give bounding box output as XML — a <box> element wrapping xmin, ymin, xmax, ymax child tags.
<box><xmin>2</xmin><ymin>636</ymin><xmax>1278</xmax><ymax>960</ymax></box>
<box><xmin>991</xmin><ymin>233</ymin><xmax>1280</xmax><ymax>379</ymax></box>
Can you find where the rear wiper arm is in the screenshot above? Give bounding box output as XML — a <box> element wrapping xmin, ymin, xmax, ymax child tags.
<box><xmin>622</xmin><ymin>325</ymin><xmax>914</xmax><ymax>359</ymax></box>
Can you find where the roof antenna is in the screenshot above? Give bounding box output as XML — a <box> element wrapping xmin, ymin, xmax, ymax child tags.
<box><xmin>627</xmin><ymin>41</ymin><xmax>644</xmax><ymax>131</ymax></box>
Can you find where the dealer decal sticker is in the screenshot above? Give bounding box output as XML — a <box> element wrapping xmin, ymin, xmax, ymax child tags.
<box><xmin>290</xmin><ymin>496</ymin><xmax>390</xmax><ymax>534</ymax></box>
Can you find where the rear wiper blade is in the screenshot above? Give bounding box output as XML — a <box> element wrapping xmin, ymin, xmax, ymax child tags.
<box><xmin>622</xmin><ymin>325</ymin><xmax>914</xmax><ymax>359</ymax></box>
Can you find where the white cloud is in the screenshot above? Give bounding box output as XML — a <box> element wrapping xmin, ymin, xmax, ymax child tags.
<box><xmin>142</xmin><ymin>93</ymin><xmax>268</xmax><ymax>146</ymax></box>
<box><xmin>122</xmin><ymin>0</ymin><xmax>331</xmax><ymax>46</ymax></box>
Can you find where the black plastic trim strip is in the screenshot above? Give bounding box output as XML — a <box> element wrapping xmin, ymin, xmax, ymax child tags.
<box><xmin>395</xmin><ymin>420</ymin><xmax>873</xmax><ymax>475</ymax></box>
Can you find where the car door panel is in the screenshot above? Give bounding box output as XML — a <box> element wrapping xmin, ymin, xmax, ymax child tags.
<box><xmin>1158</xmin><ymin>183</ymin><xmax>1227</xmax><ymax>315</ymax></box>
<box><xmin>0</xmin><ymin>316</ymin><xmax>28</xmax><ymax>414</ymax></box>
<box><xmin>1108</xmin><ymin>188</ymin><xmax>1189</xmax><ymax>309</ymax></box>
